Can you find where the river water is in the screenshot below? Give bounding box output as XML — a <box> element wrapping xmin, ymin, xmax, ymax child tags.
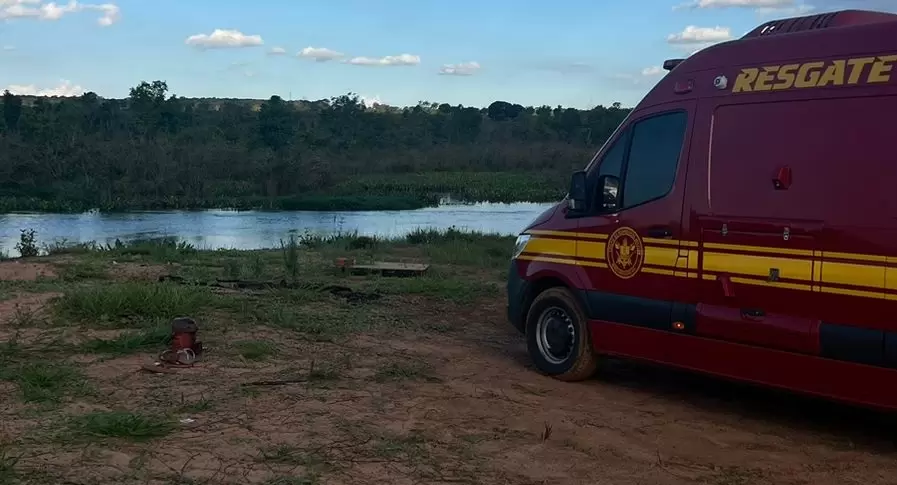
<box><xmin>0</xmin><ymin>202</ymin><xmax>555</xmax><ymax>254</ymax></box>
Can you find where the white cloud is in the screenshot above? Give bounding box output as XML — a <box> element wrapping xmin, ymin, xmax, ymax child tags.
<box><xmin>268</xmin><ymin>46</ymin><xmax>287</xmax><ymax>55</ymax></box>
<box><xmin>345</xmin><ymin>53</ymin><xmax>420</xmax><ymax>66</ymax></box>
<box><xmin>1</xmin><ymin>45</ymin><xmax>13</xmax><ymax>51</ymax></box>
<box><xmin>641</xmin><ymin>66</ymin><xmax>664</xmax><ymax>76</ymax></box>
<box><xmin>0</xmin><ymin>0</ymin><xmax>120</xmax><ymax>26</ymax></box>
<box><xmin>360</xmin><ymin>95</ymin><xmax>382</xmax><ymax>108</ymax></box>
<box><xmin>3</xmin><ymin>79</ymin><xmax>85</xmax><ymax>96</ymax></box>
<box><xmin>755</xmin><ymin>4</ymin><xmax>814</xmax><ymax>15</ymax></box>
<box><xmin>439</xmin><ymin>61</ymin><xmax>480</xmax><ymax>76</ymax></box>
<box><xmin>298</xmin><ymin>46</ymin><xmax>343</xmax><ymax>62</ymax></box>
<box><xmin>675</xmin><ymin>0</ymin><xmax>796</xmax><ymax>9</ymax></box>
<box><xmin>668</xmin><ymin>26</ymin><xmax>733</xmax><ymax>44</ymax></box>
<box><xmin>185</xmin><ymin>29</ymin><xmax>263</xmax><ymax>49</ymax></box>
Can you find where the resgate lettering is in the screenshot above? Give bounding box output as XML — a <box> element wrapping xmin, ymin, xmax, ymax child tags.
<box><xmin>731</xmin><ymin>55</ymin><xmax>897</xmax><ymax>93</ymax></box>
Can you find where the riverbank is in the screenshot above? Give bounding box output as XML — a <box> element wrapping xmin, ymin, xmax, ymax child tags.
<box><xmin>0</xmin><ymin>202</ymin><xmax>553</xmax><ymax>256</ymax></box>
<box><xmin>0</xmin><ymin>172</ymin><xmax>568</xmax><ymax>213</ymax></box>
<box><xmin>0</xmin><ymin>231</ymin><xmax>894</xmax><ymax>485</ymax></box>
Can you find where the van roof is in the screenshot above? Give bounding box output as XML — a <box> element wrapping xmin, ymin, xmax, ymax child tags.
<box><xmin>742</xmin><ymin>9</ymin><xmax>897</xmax><ymax>38</ymax></box>
<box><xmin>669</xmin><ymin>9</ymin><xmax>897</xmax><ymax>74</ymax></box>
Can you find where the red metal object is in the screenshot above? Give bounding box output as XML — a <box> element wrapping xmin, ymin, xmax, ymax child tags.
<box><xmin>160</xmin><ymin>317</ymin><xmax>201</xmax><ymax>366</ymax></box>
<box><xmin>334</xmin><ymin>257</ymin><xmax>357</xmax><ymax>273</ymax></box>
<box><xmin>773</xmin><ymin>166</ymin><xmax>792</xmax><ymax>190</ymax></box>
<box><xmin>170</xmin><ymin>317</ymin><xmax>200</xmax><ymax>353</ymax></box>
<box><xmin>508</xmin><ymin>9</ymin><xmax>897</xmax><ymax>411</ymax></box>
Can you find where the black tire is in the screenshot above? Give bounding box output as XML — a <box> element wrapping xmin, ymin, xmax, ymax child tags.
<box><xmin>525</xmin><ymin>287</ymin><xmax>598</xmax><ymax>382</ymax></box>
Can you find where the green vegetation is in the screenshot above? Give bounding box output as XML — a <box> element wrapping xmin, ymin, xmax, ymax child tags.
<box><xmin>236</xmin><ymin>340</ymin><xmax>277</xmax><ymax>361</ymax></box>
<box><xmin>55</xmin><ymin>283</ymin><xmax>213</xmax><ymax>326</ymax></box>
<box><xmin>67</xmin><ymin>411</ymin><xmax>174</xmax><ymax>442</ymax></box>
<box><xmin>0</xmin><ymin>228</ymin><xmax>517</xmax><ymax>483</ymax></box>
<box><xmin>0</xmin><ymin>362</ymin><xmax>89</xmax><ymax>404</ymax></box>
<box><xmin>81</xmin><ymin>322</ymin><xmax>172</xmax><ymax>355</ymax></box>
<box><xmin>0</xmin><ymin>82</ymin><xmax>629</xmax><ymax>212</ymax></box>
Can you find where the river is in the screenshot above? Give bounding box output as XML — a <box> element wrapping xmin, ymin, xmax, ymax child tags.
<box><xmin>0</xmin><ymin>201</ymin><xmax>555</xmax><ymax>254</ymax></box>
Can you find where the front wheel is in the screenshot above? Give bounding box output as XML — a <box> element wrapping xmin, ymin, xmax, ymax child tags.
<box><xmin>525</xmin><ymin>287</ymin><xmax>598</xmax><ymax>382</ymax></box>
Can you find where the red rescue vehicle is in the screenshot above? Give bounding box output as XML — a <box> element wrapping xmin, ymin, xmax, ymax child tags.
<box><xmin>507</xmin><ymin>9</ymin><xmax>897</xmax><ymax>410</ymax></box>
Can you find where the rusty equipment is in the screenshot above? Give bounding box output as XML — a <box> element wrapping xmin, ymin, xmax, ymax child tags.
<box><xmin>159</xmin><ymin>317</ymin><xmax>202</xmax><ymax>366</ymax></box>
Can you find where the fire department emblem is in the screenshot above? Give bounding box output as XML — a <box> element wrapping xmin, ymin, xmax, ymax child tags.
<box><xmin>606</xmin><ymin>227</ymin><xmax>644</xmax><ymax>279</ymax></box>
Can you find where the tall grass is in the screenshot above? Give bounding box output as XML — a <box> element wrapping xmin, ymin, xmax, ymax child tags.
<box><xmin>43</xmin><ymin>236</ymin><xmax>196</xmax><ymax>265</ymax></box>
<box><xmin>280</xmin><ymin>235</ymin><xmax>300</xmax><ymax>280</ymax></box>
<box><xmin>55</xmin><ymin>283</ymin><xmax>213</xmax><ymax>326</ymax></box>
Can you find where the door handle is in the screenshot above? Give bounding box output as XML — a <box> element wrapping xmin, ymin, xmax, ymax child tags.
<box><xmin>741</xmin><ymin>308</ymin><xmax>765</xmax><ymax>320</ymax></box>
<box><xmin>647</xmin><ymin>227</ymin><xmax>673</xmax><ymax>238</ymax></box>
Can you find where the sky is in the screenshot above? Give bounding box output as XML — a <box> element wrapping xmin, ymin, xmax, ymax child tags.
<box><xmin>0</xmin><ymin>0</ymin><xmax>895</xmax><ymax>108</ymax></box>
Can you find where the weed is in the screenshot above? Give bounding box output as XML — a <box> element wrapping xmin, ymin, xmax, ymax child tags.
<box><xmin>280</xmin><ymin>235</ymin><xmax>300</xmax><ymax>280</ymax></box>
<box><xmin>223</xmin><ymin>258</ymin><xmax>242</xmax><ymax>279</ymax></box>
<box><xmin>0</xmin><ymin>362</ymin><xmax>88</xmax><ymax>403</ymax></box>
<box><xmin>374</xmin><ymin>361</ymin><xmax>437</xmax><ymax>383</ymax></box>
<box><xmin>15</xmin><ymin>229</ymin><xmax>38</xmax><ymax>258</ymax></box>
<box><xmin>258</xmin><ymin>302</ymin><xmax>385</xmax><ymax>342</ymax></box>
<box><xmin>372</xmin><ymin>432</ymin><xmax>429</xmax><ymax>462</ymax></box>
<box><xmin>10</xmin><ymin>304</ymin><xmax>41</xmax><ymax>328</ymax></box>
<box><xmin>369</xmin><ymin>275</ymin><xmax>498</xmax><ymax>303</ymax></box>
<box><xmin>81</xmin><ymin>321</ymin><xmax>171</xmax><ymax>355</ymax></box>
<box><xmin>43</xmin><ymin>239</ymin><xmax>98</xmax><ymax>256</ymax></box>
<box><xmin>178</xmin><ymin>396</ymin><xmax>213</xmax><ymax>413</ymax></box>
<box><xmin>0</xmin><ymin>447</ymin><xmax>20</xmax><ymax>484</ymax></box>
<box><xmin>236</xmin><ymin>340</ymin><xmax>276</xmax><ymax>361</ymax></box>
<box><xmin>308</xmin><ymin>362</ymin><xmax>341</xmax><ymax>383</ymax></box>
<box><xmin>58</xmin><ymin>261</ymin><xmax>108</xmax><ymax>281</ymax></box>
<box><xmin>68</xmin><ymin>411</ymin><xmax>174</xmax><ymax>442</ymax></box>
<box><xmin>107</xmin><ymin>237</ymin><xmax>196</xmax><ymax>262</ymax></box>
<box><xmin>55</xmin><ymin>283</ymin><xmax>212</xmax><ymax>326</ymax></box>
<box><xmin>249</xmin><ymin>253</ymin><xmax>266</xmax><ymax>278</ymax></box>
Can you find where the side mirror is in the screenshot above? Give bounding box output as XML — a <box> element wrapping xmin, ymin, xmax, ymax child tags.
<box><xmin>567</xmin><ymin>171</ymin><xmax>587</xmax><ymax>212</ymax></box>
<box><xmin>598</xmin><ymin>174</ymin><xmax>620</xmax><ymax>212</ymax></box>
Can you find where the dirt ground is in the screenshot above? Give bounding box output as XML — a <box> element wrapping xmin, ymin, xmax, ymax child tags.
<box><xmin>1</xmin><ymin>254</ymin><xmax>896</xmax><ymax>485</ymax></box>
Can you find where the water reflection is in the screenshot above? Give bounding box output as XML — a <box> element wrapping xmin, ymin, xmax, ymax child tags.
<box><xmin>0</xmin><ymin>202</ymin><xmax>556</xmax><ymax>254</ymax></box>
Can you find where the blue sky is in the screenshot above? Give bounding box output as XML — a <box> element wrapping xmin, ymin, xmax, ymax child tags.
<box><xmin>0</xmin><ymin>0</ymin><xmax>893</xmax><ymax>108</ymax></box>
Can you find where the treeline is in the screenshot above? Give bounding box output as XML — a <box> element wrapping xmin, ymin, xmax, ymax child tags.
<box><xmin>0</xmin><ymin>81</ymin><xmax>630</xmax><ymax>212</ymax></box>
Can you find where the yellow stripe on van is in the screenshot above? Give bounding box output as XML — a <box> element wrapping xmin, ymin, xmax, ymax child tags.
<box><xmin>821</xmin><ymin>261</ymin><xmax>885</xmax><ymax>291</ymax></box>
<box><xmin>517</xmin><ymin>232</ymin><xmax>897</xmax><ymax>299</ymax></box>
<box><xmin>576</xmin><ymin>240</ymin><xmax>607</xmax><ymax>261</ymax></box>
<box><xmin>644</xmin><ymin>245</ymin><xmax>679</xmax><ymax>268</ymax></box>
<box><xmin>703</xmin><ymin>252</ymin><xmax>813</xmax><ymax>281</ymax></box>
<box><xmin>522</xmin><ymin>237</ymin><xmax>576</xmax><ymax>259</ymax></box>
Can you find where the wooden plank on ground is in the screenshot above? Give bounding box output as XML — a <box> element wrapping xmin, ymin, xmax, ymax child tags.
<box><xmin>349</xmin><ymin>262</ymin><xmax>429</xmax><ymax>277</ymax></box>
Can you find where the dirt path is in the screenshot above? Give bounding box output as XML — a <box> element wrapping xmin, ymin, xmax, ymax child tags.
<box><xmin>376</xmin><ymin>299</ymin><xmax>897</xmax><ymax>485</ymax></box>
<box><xmin>1</xmin><ymin>255</ymin><xmax>895</xmax><ymax>484</ymax></box>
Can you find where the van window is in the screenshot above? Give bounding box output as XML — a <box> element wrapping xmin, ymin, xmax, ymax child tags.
<box><xmin>592</xmin><ymin>133</ymin><xmax>627</xmax><ymax>210</ymax></box>
<box><xmin>622</xmin><ymin>111</ymin><xmax>688</xmax><ymax>208</ymax></box>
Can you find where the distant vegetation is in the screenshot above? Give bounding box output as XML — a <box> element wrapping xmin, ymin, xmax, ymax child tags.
<box><xmin>0</xmin><ymin>81</ymin><xmax>630</xmax><ymax>212</ymax></box>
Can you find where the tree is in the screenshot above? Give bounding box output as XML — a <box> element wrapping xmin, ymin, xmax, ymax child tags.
<box><xmin>2</xmin><ymin>90</ymin><xmax>22</xmax><ymax>131</ymax></box>
<box><xmin>0</xmin><ymin>78</ymin><xmax>633</xmax><ymax>211</ymax></box>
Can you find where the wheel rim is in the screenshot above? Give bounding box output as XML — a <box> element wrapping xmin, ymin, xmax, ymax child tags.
<box><xmin>535</xmin><ymin>306</ymin><xmax>575</xmax><ymax>365</ymax></box>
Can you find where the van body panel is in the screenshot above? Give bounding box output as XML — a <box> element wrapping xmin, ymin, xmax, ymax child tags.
<box><xmin>588</xmin><ymin>321</ymin><xmax>897</xmax><ymax>410</ymax></box>
<box><xmin>511</xmin><ymin>9</ymin><xmax>897</xmax><ymax>410</ymax></box>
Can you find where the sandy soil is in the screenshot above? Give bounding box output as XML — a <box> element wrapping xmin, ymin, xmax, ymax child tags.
<box><xmin>1</xmin><ymin>288</ymin><xmax>896</xmax><ymax>484</ymax></box>
<box><xmin>0</xmin><ymin>261</ymin><xmax>56</xmax><ymax>281</ymax></box>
